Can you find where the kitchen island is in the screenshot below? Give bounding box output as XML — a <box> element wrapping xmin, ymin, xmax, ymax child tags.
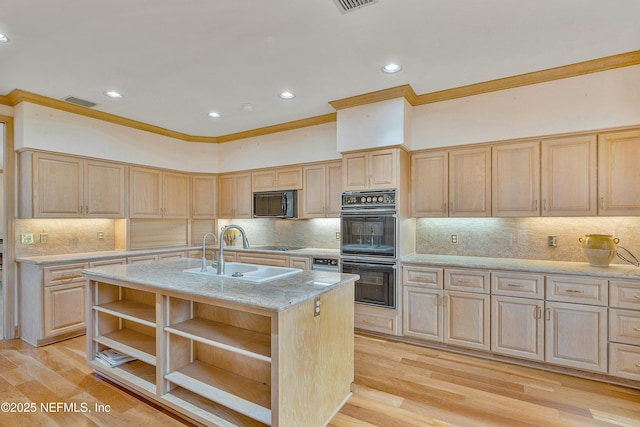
<box><xmin>83</xmin><ymin>258</ymin><xmax>358</xmax><ymax>427</ymax></box>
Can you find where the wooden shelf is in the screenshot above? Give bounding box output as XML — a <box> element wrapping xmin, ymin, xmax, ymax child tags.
<box><xmin>94</xmin><ymin>328</ymin><xmax>156</xmax><ymax>365</ymax></box>
<box><xmin>89</xmin><ymin>359</ymin><xmax>156</xmax><ymax>394</ymax></box>
<box><xmin>165</xmin><ymin>318</ymin><xmax>271</xmax><ymax>362</ymax></box>
<box><xmin>165</xmin><ymin>360</ymin><xmax>271</xmax><ymax>425</ymax></box>
<box><xmin>93</xmin><ymin>300</ymin><xmax>156</xmax><ymax>327</ymax></box>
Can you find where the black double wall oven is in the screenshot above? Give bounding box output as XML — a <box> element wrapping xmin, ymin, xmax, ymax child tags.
<box><xmin>340</xmin><ymin>190</ymin><xmax>397</xmax><ymax>309</ymax></box>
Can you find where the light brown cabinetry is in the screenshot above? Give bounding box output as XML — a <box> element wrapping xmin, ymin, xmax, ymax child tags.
<box><xmin>218</xmin><ymin>172</ymin><xmax>252</xmax><ymax>218</ymax></box>
<box><xmin>129</xmin><ymin>167</ymin><xmax>189</xmax><ymax>218</ymax></box>
<box><xmin>490</xmin><ymin>272</ymin><xmax>545</xmax><ymax>361</ymax></box>
<box><xmin>598</xmin><ymin>129</ymin><xmax>640</xmax><ymax>215</ymax></box>
<box><xmin>411</xmin><ymin>150</ymin><xmax>448</xmax><ymax>217</ymax></box>
<box><xmin>191</xmin><ymin>174</ymin><xmax>217</xmax><ymax>219</ymax></box>
<box><xmin>449</xmin><ymin>147</ymin><xmax>491</xmax><ymax>217</ymax></box>
<box><xmin>19</xmin><ymin>151</ymin><xmax>126</xmax><ymax>218</ymax></box>
<box><xmin>236</xmin><ymin>253</ymin><xmax>289</xmax><ymax>268</ymax></box>
<box><xmin>541</xmin><ymin>135</ymin><xmax>597</xmax><ymax>216</ymax></box>
<box><xmin>544</xmin><ymin>275</ymin><xmax>608</xmax><ymax>373</ymax></box>
<box><xmin>608</xmin><ymin>279</ymin><xmax>640</xmax><ymax>380</ymax></box>
<box><xmin>302</xmin><ymin>161</ymin><xmax>342</xmax><ymax>218</ymax></box>
<box><xmin>343</xmin><ymin>148</ymin><xmax>406</xmax><ymax>191</ymax></box>
<box><xmin>252</xmin><ymin>166</ymin><xmax>302</xmax><ymax>191</ymax></box>
<box><xmin>492</xmin><ymin>142</ymin><xmax>540</xmax><ymax>217</ymax></box>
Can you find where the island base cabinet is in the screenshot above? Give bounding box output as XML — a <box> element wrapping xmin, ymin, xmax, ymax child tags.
<box><xmin>86</xmin><ymin>276</ymin><xmax>354</xmax><ymax>427</ymax></box>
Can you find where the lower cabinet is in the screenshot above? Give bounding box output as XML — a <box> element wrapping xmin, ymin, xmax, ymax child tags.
<box><xmin>491</xmin><ymin>295</ymin><xmax>544</xmax><ymax>361</ymax></box>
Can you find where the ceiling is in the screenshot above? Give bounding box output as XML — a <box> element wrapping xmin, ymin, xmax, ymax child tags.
<box><xmin>0</xmin><ymin>0</ymin><xmax>639</xmax><ymax>139</ymax></box>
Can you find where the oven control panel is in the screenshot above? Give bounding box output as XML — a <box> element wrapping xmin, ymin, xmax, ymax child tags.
<box><xmin>341</xmin><ymin>190</ymin><xmax>396</xmax><ymax>208</ymax></box>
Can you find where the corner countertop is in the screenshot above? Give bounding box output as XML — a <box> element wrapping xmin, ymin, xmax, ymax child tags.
<box><xmin>401</xmin><ymin>253</ymin><xmax>640</xmax><ymax>279</ymax></box>
<box><xmin>82</xmin><ymin>258</ymin><xmax>357</xmax><ymax>312</ymax></box>
<box><xmin>15</xmin><ymin>246</ymin><xmax>340</xmax><ymax>265</ymax></box>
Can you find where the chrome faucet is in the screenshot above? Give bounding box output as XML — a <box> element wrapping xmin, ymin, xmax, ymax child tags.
<box><xmin>200</xmin><ymin>232</ymin><xmax>218</xmax><ymax>272</ymax></box>
<box><xmin>217</xmin><ymin>225</ymin><xmax>250</xmax><ymax>275</ymax></box>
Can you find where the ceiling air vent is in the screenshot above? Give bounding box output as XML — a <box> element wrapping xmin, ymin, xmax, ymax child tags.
<box><xmin>333</xmin><ymin>0</ymin><xmax>378</xmax><ymax>14</ymax></box>
<box><xmin>63</xmin><ymin>96</ymin><xmax>98</xmax><ymax>108</ymax></box>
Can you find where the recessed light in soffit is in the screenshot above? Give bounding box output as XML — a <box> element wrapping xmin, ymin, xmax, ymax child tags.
<box><xmin>0</xmin><ymin>33</ymin><xmax>9</xmax><ymax>43</ymax></box>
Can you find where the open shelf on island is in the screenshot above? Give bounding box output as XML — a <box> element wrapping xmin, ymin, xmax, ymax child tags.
<box><xmin>165</xmin><ymin>317</ymin><xmax>271</xmax><ymax>362</ymax></box>
<box><xmin>163</xmin><ymin>386</ymin><xmax>268</xmax><ymax>427</ymax></box>
<box><xmin>90</xmin><ymin>359</ymin><xmax>157</xmax><ymax>394</ymax></box>
<box><xmin>165</xmin><ymin>360</ymin><xmax>271</xmax><ymax>425</ymax></box>
<box><xmin>94</xmin><ymin>329</ymin><xmax>156</xmax><ymax>365</ymax></box>
<box><xmin>93</xmin><ymin>299</ymin><xmax>156</xmax><ymax>327</ymax></box>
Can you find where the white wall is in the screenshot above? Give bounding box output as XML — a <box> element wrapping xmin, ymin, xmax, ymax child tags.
<box><xmin>411</xmin><ymin>65</ymin><xmax>640</xmax><ymax>150</ymax></box>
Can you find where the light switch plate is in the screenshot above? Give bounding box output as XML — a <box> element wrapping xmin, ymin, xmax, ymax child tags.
<box><xmin>21</xmin><ymin>233</ymin><xmax>34</xmax><ymax>244</ymax></box>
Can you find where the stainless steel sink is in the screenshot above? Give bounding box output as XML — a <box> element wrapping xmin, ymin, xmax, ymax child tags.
<box><xmin>183</xmin><ymin>262</ymin><xmax>302</xmax><ymax>283</ymax></box>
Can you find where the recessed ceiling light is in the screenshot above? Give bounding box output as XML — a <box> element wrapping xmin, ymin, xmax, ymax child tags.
<box><xmin>279</xmin><ymin>91</ymin><xmax>295</xmax><ymax>99</ymax></box>
<box><xmin>382</xmin><ymin>63</ymin><xmax>402</xmax><ymax>73</ymax></box>
<box><xmin>208</xmin><ymin>111</ymin><xmax>221</xmax><ymax>118</ymax></box>
<box><xmin>103</xmin><ymin>90</ymin><xmax>124</xmax><ymax>99</ymax></box>
<box><xmin>0</xmin><ymin>34</ymin><xmax>9</xmax><ymax>43</ymax></box>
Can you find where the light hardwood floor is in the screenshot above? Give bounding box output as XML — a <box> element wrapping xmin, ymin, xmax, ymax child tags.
<box><xmin>0</xmin><ymin>334</ymin><xmax>638</xmax><ymax>426</ymax></box>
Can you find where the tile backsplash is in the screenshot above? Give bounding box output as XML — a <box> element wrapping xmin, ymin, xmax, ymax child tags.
<box><xmin>416</xmin><ymin>216</ymin><xmax>640</xmax><ymax>265</ymax></box>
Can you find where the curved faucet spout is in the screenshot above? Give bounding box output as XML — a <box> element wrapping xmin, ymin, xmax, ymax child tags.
<box><xmin>201</xmin><ymin>232</ymin><xmax>218</xmax><ymax>272</ymax></box>
<box><xmin>217</xmin><ymin>225</ymin><xmax>250</xmax><ymax>275</ymax></box>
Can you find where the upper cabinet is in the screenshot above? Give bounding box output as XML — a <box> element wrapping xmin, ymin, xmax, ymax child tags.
<box><xmin>411</xmin><ymin>150</ymin><xmax>448</xmax><ymax>217</ymax></box>
<box><xmin>218</xmin><ymin>172</ymin><xmax>252</xmax><ymax>218</ymax></box>
<box><xmin>492</xmin><ymin>142</ymin><xmax>540</xmax><ymax>217</ymax></box>
<box><xmin>342</xmin><ymin>148</ymin><xmax>405</xmax><ymax>191</ymax></box>
<box><xmin>129</xmin><ymin>167</ymin><xmax>189</xmax><ymax>218</ymax></box>
<box><xmin>191</xmin><ymin>174</ymin><xmax>217</xmax><ymax>219</ymax></box>
<box><xmin>19</xmin><ymin>151</ymin><xmax>126</xmax><ymax>218</ymax></box>
<box><xmin>598</xmin><ymin>129</ymin><xmax>640</xmax><ymax>215</ymax></box>
<box><xmin>449</xmin><ymin>146</ymin><xmax>492</xmax><ymax>217</ymax></box>
<box><xmin>252</xmin><ymin>166</ymin><xmax>302</xmax><ymax>192</ymax></box>
<box><xmin>541</xmin><ymin>135</ymin><xmax>597</xmax><ymax>216</ymax></box>
<box><xmin>301</xmin><ymin>161</ymin><xmax>342</xmax><ymax>218</ymax></box>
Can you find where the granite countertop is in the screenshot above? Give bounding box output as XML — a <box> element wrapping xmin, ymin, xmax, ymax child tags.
<box><xmin>82</xmin><ymin>258</ymin><xmax>357</xmax><ymax>312</ymax></box>
<box><xmin>16</xmin><ymin>246</ymin><xmax>340</xmax><ymax>265</ymax></box>
<box><xmin>401</xmin><ymin>253</ymin><xmax>640</xmax><ymax>279</ymax></box>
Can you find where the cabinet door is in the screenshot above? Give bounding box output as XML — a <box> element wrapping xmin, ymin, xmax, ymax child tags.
<box><xmin>444</xmin><ymin>291</ymin><xmax>490</xmax><ymax>351</ymax></box>
<box><xmin>342</xmin><ymin>152</ymin><xmax>368</xmax><ymax>191</ymax></box>
<box><xmin>252</xmin><ymin>170</ymin><xmax>276</xmax><ymax>192</ymax></box>
<box><xmin>276</xmin><ymin>167</ymin><xmax>302</xmax><ymax>189</ymax></box>
<box><xmin>491</xmin><ymin>295</ymin><xmax>544</xmax><ymax>361</ymax></box>
<box><xmin>492</xmin><ymin>142</ymin><xmax>540</xmax><ymax>217</ymax></box>
<box><xmin>164</xmin><ymin>172</ymin><xmax>189</xmax><ymax>218</ymax></box>
<box><xmin>129</xmin><ymin>167</ymin><xmax>163</xmax><ymax>218</ymax></box>
<box><xmin>449</xmin><ymin>147</ymin><xmax>491</xmax><ymax>217</ymax></box>
<box><xmin>191</xmin><ymin>175</ymin><xmax>217</xmax><ymax>219</ymax></box>
<box><xmin>545</xmin><ymin>301</ymin><xmax>607</xmax><ymax>373</ymax></box>
<box><xmin>44</xmin><ymin>282</ymin><xmax>86</xmax><ymax>337</ymax></box>
<box><xmin>289</xmin><ymin>256</ymin><xmax>310</xmax><ymax>270</ymax></box>
<box><xmin>598</xmin><ymin>129</ymin><xmax>640</xmax><ymax>215</ymax></box>
<box><xmin>85</xmin><ymin>160</ymin><xmax>126</xmax><ymax>217</ymax></box>
<box><xmin>302</xmin><ymin>164</ymin><xmax>326</xmax><ymax>218</ymax></box>
<box><xmin>369</xmin><ymin>149</ymin><xmax>396</xmax><ymax>189</ymax></box>
<box><xmin>403</xmin><ymin>287</ymin><xmax>443</xmax><ymax>342</ymax></box>
<box><xmin>33</xmin><ymin>153</ymin><xmax>84</xmax><ymax>217</ymax></box>
<box><xmin>411</xmin><ymin>151</ymin><xmax>448</xmax><ymax>217</ymax></box>
<box><xmin>325</xmin><ymin>161</ymin><xmax>343</xmax><ymax>217</ymax></box>
<box><xmin>541</xmin><ymin>135</ymin><xmax>597</xmax><ymax>216</ymax></box>
<box><xmin>218</xmin><ymin>174</ymin><xmax>236</xmax><ymax>218</ymax></box>
<box><xmin>234</xmin><ymin>173</ymin><xmax>253</xmax><ymax>218</ymax></box>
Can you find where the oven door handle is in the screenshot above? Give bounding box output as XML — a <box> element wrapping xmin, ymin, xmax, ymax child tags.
<box><xmin>341</xmin><ymin>261</ymin><xmax>397</xmax><ymax>269</ymax></box>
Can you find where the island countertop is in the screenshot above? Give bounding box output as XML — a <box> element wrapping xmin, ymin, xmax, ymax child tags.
<box><xmin>82</xmin><ymin>258</ymin><xmax>358</xmax><ymax>312</ymax></box>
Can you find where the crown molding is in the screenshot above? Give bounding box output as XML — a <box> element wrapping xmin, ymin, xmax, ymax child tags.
<box><xmin>3</xmin><ymin>50</ymin><xmax>638</xmax><ymax>143</ymax></box>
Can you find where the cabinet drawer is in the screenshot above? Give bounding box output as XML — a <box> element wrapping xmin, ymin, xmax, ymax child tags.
<box><xmin>491</xmin><ymin>271</ymin><xmax>544</xmax><ymax>298</ymax></box>
<box><xmin>445</xmin><ymin>268</ymin><xmax>490</xmax><ymax>293</ymax></box>
<box><xmin>609</xmin><ymin>343</ymin><xmax>640</xmax><ymax>381</ymax></box>
<box><xmin>402</xmin><ymin>265</ymin><xmax>443</xmax><ymax>289</ymax></box>
<box><xmin>236</xmin><ymin>254</ymin><xmax>288</xmax><ymax>267</ymax></box>
<box><xmin>609</xmin><ymin>279</ymin><xmax>640</xmax><ymax>310</ymax></box>
<box><xmin>546</xmin><ymin>275</ymin><xmax>608</xmax><ymax>306</ymax></box>
<box><xmin>354</xmin><ymin>306</ymin><xmax>398</xmax><ymax>335</ymax></box>
<box><xmin>609</xmin><ymin>309</ymin><xmax>640</xmax><ymax>346</ymax></box>
<box><xmin>43</xmin><ymin>263</ymin><xmax>88</xmax><ymax>286</ymax></box>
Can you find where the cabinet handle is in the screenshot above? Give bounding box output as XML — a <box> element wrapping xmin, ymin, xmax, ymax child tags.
<box><xmin>634</xmin><ymin>295</ymin><xmax>640</xmax><ymax>299</ymax></box>
<box><xmin>634</xmin><ymin>327</ymin><xmax>640</xmax><ymax>332</ymax></box>
<box><xmin>450</xmin><ymin>202</ymin><xmax>454</xmax><ymax>213</ymax></box>
<box><xmin>436</xmin><ymin>295</ymin><xmax>441</xmax><ymax>307</ymax></box>
<box><xmin>543</xmin><ymin>200</ymin><xmax>547</xmax><ymax>211</ymax></box>
<box><xmin>564</xmin><ymin>289</ymin><xmax>585</xmax><ymax>294</ymax></box>
<box><xmin>456</xmin><ymin>279</ymin><xmax>471</xmax><ymax>284</ymax></box>
<box><xmin>545</xmin><ymin>308</ymin><xmax>551</xmax><ymax>320</ymax></box>
<box><xmin>534</xmin><ymin>200</ymin><xmax>538</xmax><ymax>210</ymax></box>
<box><xmin>601</xmin><ymin>197</ymin><xmax>605</xmax><ymax>210</ymax></box>
<box><xmin>443</xmin><ymin>295</ymin><xmax>449</xmax><ymax>308</ymax></box>
<box><xmin>534</xmin><ymin>306</ymin><xmax>542</xmax><ymax>319</ymax></box>
<box><xmin>635</xmin><ymin>363</ymin><xmax>640</xmax><ymax>368</ymax></box>
<box><xmin>506</xmin><ymin>283</ymin><xmax>525</xmax><ymax>288</ymax></box>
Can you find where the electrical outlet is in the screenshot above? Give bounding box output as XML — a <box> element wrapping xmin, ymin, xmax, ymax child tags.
<box><xmin>450</xmin><ymin>234</ymin><xmax>458</xmax><ymax>244</ymax></box>
<box><xmin>314</xmin><ymin>297</ymin><xmax>321</xmax><ymax>317</ymax></box>
<box><xmin>335</xmin><ymin>232</ymin><xmax>340</xmax><ymax>240</ymax></box>
<box><xmin>40</xmin><ymin>233</ymin><xmax>49</xmax><ymax>243</ymax></box>
<box><xmin>97</xmin><ymin>231</ymin><xmax>104</xmax><ymax>241</ymax></box>
<box><xmin>548</xmin><ymin>235</ymin><xmax>557</xmax><ymax>247</ymax></box>
<box><xmin>21</xmin><ymin>233</ymin><xmax>35</xmax><ymax>244</ymax></box>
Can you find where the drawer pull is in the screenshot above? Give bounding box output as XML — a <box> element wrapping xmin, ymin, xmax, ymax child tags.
<box><xmin>456</xmin><ymin>279</ymin><xmax>471</xmax><ymax>284</ymax></box>
<box><xmin>634</xmin><ymin>327</ymin><xmax>640</xmax><ymax>332</ymax></box>
<box><xmin>52</xmin><ymin>274</ymin><xmax>84</xmax><ymax>282</ymax></box>
<box><xmin>564</xmin><ymin>289</ymin><xmax>584</xmax><ymax>294</ymax></box>
<box><xmin>636</xmin><ymin>363</ymin><xmax>640</xmax><ymax>368</ymax></box>
<box><xmin>634</xmin><ymin>295</ymin><xmax>640</xmax><ymax>299</ymax></box>
<box><xmin>506</xmin><ymin>283</ymin><xmax>525</xmax><ymax>288</ymax></box>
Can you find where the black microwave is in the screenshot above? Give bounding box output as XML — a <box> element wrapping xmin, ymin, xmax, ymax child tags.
<box><xmin>253</xmin><ymin>190</ymin><xmax>298</xmax><ymax>218</ymax></box>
